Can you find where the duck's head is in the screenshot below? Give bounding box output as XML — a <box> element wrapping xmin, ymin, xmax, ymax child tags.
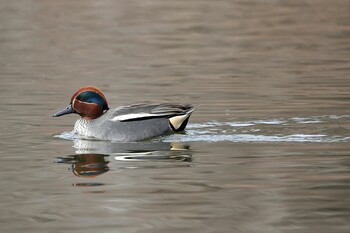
<box><xmin>53</xmin><ymin>86</ymin><xmax>109</xmax><ymax>119</ymax></box>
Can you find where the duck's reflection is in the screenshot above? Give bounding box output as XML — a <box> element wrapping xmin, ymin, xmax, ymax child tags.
<box><xmin>56</xmin><ymin>154</ymin><xmax>109</xmax><ymax>178</ymax></box>
<box><xmin>55</xmin><ymin>139</ymin><xmax>192</xmax><ymax>177</ymax></box>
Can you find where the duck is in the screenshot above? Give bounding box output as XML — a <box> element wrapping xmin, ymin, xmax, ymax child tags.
<box><xmin>53</xmin><ymin>86</ymin><xmax>195</xmax><ymax>141</ymax></box>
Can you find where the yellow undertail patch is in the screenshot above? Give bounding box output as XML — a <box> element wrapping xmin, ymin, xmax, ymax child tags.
<box><xmin>169</xmin><ymin>114</ymin><xmax>190</xmax><ymax>131</ymax></box>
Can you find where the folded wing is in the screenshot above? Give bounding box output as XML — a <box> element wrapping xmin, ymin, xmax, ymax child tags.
<box><xmin>109</xmin><ymin>103</ymin><xmax>195</xmax><ymax>131</ymax></box>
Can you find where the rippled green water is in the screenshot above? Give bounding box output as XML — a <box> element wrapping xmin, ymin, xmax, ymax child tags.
<box><xmin>1</xmin><ymin>1</ymin><xmax>350</xmax><ymax>233</ymax></box>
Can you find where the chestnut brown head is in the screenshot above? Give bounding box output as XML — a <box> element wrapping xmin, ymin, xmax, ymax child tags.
<box><xmin>53</xmin><ymin>86</ymin><xmax>109</xmax><ymax>119</ymax></box>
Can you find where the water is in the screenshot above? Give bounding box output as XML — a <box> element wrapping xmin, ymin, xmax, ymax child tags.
<box><xmin>1</xmin><ymin>1</ymin><xmax>350</xmax><ymax>232</ymax></box>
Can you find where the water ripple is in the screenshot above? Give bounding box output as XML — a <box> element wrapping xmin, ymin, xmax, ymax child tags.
<box><xmin>164</xmin><ymin>133</ymin><xmax>346</xmax><ymax>143</ymax></box>
<box><xmin>167</xmin><ymin>115</ymin><xmax>350</xmax><ymax>143</ymax></box>
<box><xmin>54</xmin><ymin>115</ymin><xmax>350</xmax><ymax>143</ymax></box>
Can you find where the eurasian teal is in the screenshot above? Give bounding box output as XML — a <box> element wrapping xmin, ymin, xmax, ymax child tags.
<box><xmin>53</xmin><ymin>86</ymin><xmax>195</xmax><ymax>141</ymax></box>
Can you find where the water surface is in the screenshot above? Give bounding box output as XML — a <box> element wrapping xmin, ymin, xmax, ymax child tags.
<box><xmin>1</xmin><ymin>1</ymin><xmax>350</xmax><ymax>232</ymax></box>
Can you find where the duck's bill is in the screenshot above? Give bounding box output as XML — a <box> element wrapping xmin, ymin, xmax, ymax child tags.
<box><xmin>53</xmin><ymin>104</ymin><xmax>76</xmax><ymax>117</ymax></box>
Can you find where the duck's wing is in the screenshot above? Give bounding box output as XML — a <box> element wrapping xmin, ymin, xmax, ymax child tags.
<box><xmin>109</xmin><ymin>103</ymin><xmax>195</xmax><ymax>121</ymax></box>
<box><xmin>109</xmin><ymin>103</ymin><xmax>196</xmax><ymax>131</ymax></box>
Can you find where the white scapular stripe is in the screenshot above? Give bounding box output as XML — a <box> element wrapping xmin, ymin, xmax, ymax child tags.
<box><xmin>110</xmin><ymin>113</ymin><xmax>158</xmax><ymax>122</ymax></box>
